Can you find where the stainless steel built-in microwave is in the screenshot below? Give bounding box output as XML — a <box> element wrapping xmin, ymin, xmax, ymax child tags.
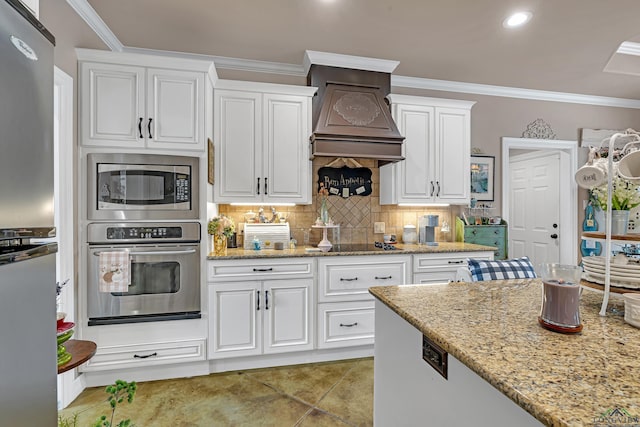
<box><xmin>87</xmin><ymin>153</ymin><xmax>199</xmax><ymax>220</ymax></box>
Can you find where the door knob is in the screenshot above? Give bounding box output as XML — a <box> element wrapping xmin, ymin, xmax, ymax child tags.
<box><xmin>550</xmin><ymin>233</ymin><xmax>558</xmax><ymax>239</ymax></box>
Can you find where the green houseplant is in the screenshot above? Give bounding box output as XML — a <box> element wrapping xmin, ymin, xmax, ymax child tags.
<box><xmin>208</xmin><ymin>214</ymin><xmax>235</xmax><ymax>256</ymax></box>
<box><xmin>58</xmin><ymin>380</ymin><xmax>137</xmax><ymax>427</ymax></box>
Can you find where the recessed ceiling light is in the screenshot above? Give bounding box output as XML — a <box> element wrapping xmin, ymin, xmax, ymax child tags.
<box><xmin>503</xmin><ymin>11</ymin><xmax>532</xmax><ymax>28</ymax></box>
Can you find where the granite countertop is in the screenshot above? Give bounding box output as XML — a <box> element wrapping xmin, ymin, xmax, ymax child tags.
<box><xmin>207</xmin><ymin>242</ymin><xmax>496</xmax><ymax>260</ymax></box>
<box><xmin>369</xmin><ymin>280</ymin><xmax>640</xmax><ymax>427</ymax></box>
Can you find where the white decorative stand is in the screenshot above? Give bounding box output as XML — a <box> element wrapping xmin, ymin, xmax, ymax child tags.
<box><xmin>312</xmin><ymin>225</ymin><xmax>339</xmax><ymax>252</ymax></box>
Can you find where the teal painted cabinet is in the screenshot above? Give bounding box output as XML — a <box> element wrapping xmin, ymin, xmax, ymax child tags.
<box><xmin>463</xmin><ymin>224</ymin><xmax>508</xmax><ymax>260</ymax></box>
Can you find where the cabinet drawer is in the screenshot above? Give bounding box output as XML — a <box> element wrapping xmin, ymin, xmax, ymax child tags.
<box><xmin>464</xmin><ymin>226</ymin><xmax>506</xmax><ymax>240</ymax></box>
<box><xmin>317</xmin><ymin>301</ymin><xmax>375</xmax><ymax>349</ymax></box>
<box><xmin>208</xmin><ymin>258</ymin><xmax>313</xmax><ymax>281</ymax></box>
<box><xmin>80</xmin><ymin>339</ymin><xmax>206</xmax><ymax>372</ymax></box>
<box><xmin>318</xmin><ymin>255</ymin><xmax>410</xmax><ymax>302</ymax></box>
<box><xmin>413</xmin><ymin>251</ymin><xmax>493</xmax><ymax>273</ymax></box>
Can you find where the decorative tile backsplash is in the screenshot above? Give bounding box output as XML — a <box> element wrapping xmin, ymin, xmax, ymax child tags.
<box><xmin>218</xmin><ymin>158</ymin><xmax>455</xmax><ymax>247</ymax></box>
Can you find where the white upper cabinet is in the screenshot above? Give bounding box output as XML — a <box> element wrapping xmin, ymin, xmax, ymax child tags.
<box><xmin>78</xmin><ymin>49</ymin><xmax>211</xmax><ymax>151</ymax></box>
<box><xmin>213</xmin><ymin>80</ymin><xmax>317</xmax><ymax>204</ymax></box>
<box><xmin>380</xmin><ymin>95</ymin><xmax>475</xmax><ymax>205</ymax></box>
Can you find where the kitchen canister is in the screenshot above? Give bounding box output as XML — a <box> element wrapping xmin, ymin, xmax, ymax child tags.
<box><xmin>402</xmin><ymin>225</ymin><xmax>417</xmax><ymax>244</ymax></box>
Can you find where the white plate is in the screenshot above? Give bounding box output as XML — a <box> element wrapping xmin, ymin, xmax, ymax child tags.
<box><xmin>582</xmin><ymin>272</ymin><xmax>640</xmax><ymax>289</ymax></box>
<box><xmin>582</xmin><ymin>256</ymin><xmax>640</xmax><ymax>271</ymax></box>
<box><xmin>583</xmin><ymin>265</ymin><xmax>640</xmax><ymax>278</ymax></box>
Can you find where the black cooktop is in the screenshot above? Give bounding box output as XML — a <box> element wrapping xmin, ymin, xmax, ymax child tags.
<box><xmin>329</xmin><ymin>243</ymin><xmax>401</xmax><ymax>252</ymax></box>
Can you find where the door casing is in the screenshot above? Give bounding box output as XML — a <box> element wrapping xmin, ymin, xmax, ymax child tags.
<box><xmin>501</xmin><ymin>137</ymin><xmax>578</xmax><ymax>265</ymax></box>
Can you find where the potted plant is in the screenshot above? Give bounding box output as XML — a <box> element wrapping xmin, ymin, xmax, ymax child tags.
<box><xmin>591</xmin><ymin>176</ymin><xmax>640</xmax><ymax>235</ymax></box>
<box><xmin>208</xmin><ymin>214</ymin><xmax>235</xmax><ymax>256</ymax></box>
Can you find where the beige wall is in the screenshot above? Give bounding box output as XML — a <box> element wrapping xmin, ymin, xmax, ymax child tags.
<box><xmin>37</xmin><ymin>5</ymin><xmax>640</xmax><ymax>249</ymax></box>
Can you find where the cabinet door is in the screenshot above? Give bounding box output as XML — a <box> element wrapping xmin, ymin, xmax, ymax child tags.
<box><xmin>263</xmin><ymin>94</ymin><xmax>312</xmax><ymax>204</ymax></box>
<box><xmin>263</xmin><ymin>279</ymin><xmax>314</xmax><ymax>354</ymax></box>
<box><xmin>80</xmin><ymin>62</ymin><xmax>145</xmax><ymax>148</ymax></box>
<box><xmin>213</xmin><ymin>90</ymin><xmax>262</xmax><ymax>202</ymax></box>
<box><xmin>434</xmin><ymin>107</ymin><xmax>470</xmax><ymax>203</ymax></box>
<box><xmin>208</xmin><ymin>282</ymin><xmax>262</xmax><ymax>358</ymax></box>
<box><xmin>146</xmin><ymin>69</ymin><xmax>204</xmax><ymax>150</ymax></box>
<box><xmin>396</xmin><ymin>104</ymin><xmax>435</xmax><ymax>203</ymax></box>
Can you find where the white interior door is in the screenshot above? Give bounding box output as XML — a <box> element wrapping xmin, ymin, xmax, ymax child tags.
<box><xmin>509</xmin><ymin>151</ymin><xmax>561</xmax><ymax>267</ymax></box>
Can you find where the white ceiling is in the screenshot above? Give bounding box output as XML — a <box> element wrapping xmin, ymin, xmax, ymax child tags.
<box><xmin>83</xmin><ymin>0</ymin><xmax>640</xmax><ymax>101</ymax></box>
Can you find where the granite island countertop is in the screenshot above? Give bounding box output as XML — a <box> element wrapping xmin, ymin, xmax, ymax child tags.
<box><xmin>369</xmin><ymin>280</ymin><xmax>640</xmax><ymax>426</ymax></box>
<box><xmin>207</xmin><ymin>242</ymin><xmax>496</xmax><ymax>260</ymax></box>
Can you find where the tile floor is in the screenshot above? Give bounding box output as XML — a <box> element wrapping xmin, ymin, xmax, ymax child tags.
<box><xmin>58</xmin><ymin>357</ymin><xmax>373</xmax><ymax>427</ymax></box>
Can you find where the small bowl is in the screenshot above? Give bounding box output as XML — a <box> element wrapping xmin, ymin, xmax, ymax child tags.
<box><xmin>623</xmin><ymin>294</ymin><xmax>640</xmax><ymax>328</ymax></box>
<box><xmin>57</xmin><ymin>312</ymin><xmax>66</xmax><ymax>327</ymax></box>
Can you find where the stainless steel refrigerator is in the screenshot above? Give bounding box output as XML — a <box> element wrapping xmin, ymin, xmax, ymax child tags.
<box><xmin>0</xmin><ymin>0</ymin><xmax>58</xmax><ymax>425</ymax></box>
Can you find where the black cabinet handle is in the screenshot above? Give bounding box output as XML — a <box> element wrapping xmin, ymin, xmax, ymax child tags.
<box><xmin>430</xmin><ymin>181</ymin><xmax>435</xmax><ymax>197</ymax></box>
<box><xmin>138</xmin><ymin>117</ymin><xmax>143</xmax><ymax>138</ymax></box>
<box><xmin>133</xmin><ymin>352</ymin><xmax>157</xmax><ymax>359</ymax></box>
<box><xmin>253</xmin><ymin>268</ymin><xmax>273</xmax><ymax>272</ymax></box>
<box><xmin>471</xmin><ymin>230</ymin><xmax>477</xmax><ymax>235</ymax></box>
<box><xmin>265</xmin><ymin>290</ymin><xmax>269</xmax><ymax>310</ymax></box>
<box><xmin>257</xmin><ymin>178</ymin><xmax>260</xmax><ymax>195</ymax></box>
<box><xmin>264</xmin><ymin>177</ymin><xmax>268</xmax><ymax>195</ymax></box>
<box><xmin>147</xmin><ymin>118</ymin><xmax>153</xmax><ymax>138</ymax></box>
<box><xmin>494</xmin><ymin>230</ymin><xmax>500</xmax><ymax>234</ymax></box>
<box><xmin>436</xmin><ymin>181</ymin><xmax>440</xmax><ymax>197</ymax></box>
<box><xmin>550</xmin><ymin>233</ymin><xmax>558</xmax><ymax>239</ymax></box>
<box><xmin>340</xmin><ymin>277</ymin><xmax>358</xmax><ymax>281</ymax></box>
<box><xmin>448</xmin><ymin>260</ymin><xmax>464</xmax><ymax>264</ymax></box>
<box><xmin>340</xmin><ymin>322</ymin><xmax>358</xmax><ymax>327</ymax></box>
<box><xmin>375</xmin><ymin>275</ymin><xmax>392</xmax><ymax>280</ymax></box>
<box><xmin>257</xmin><ymin>291</ymin><xmax>260</xmax><ymax>311</ymax></box>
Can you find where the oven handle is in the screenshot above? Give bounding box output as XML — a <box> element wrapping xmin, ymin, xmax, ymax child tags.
<box><xmin>93</xmin><ymin>249</ymin><xmax>197</xmax><ymax>256</ymax></box>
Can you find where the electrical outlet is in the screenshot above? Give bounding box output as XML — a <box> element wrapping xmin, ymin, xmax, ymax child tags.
<box><xmin>374</xmin><ymin>222</ymin><xmax>386</xmax><ymax>234</ymax></box>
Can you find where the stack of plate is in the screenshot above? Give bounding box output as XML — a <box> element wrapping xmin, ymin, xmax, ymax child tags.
<box><xmin>582</xmin><ymin>256</ymin><xmax>640</xmax><ymax>289</ymax></box>
<box><xmin>57</xmin><ymin>320</ymin><xmax>75</xmax><ymax>366</ymax></box>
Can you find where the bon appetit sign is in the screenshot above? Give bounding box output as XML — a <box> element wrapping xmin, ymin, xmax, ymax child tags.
<box><xmin>317</xmin><ymin>166</ymin><xmax>372</xmax><ymax>198</ymax></box>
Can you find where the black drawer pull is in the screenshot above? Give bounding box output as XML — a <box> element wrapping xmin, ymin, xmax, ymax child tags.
<box><xmin>340</xmin><ymin>322</ymin><xmax>358</xmax><ymax>327</ymax></box>
<box><xmin>253</xmin><ymin>268</ymin><xmax>273</xmax><ymax>272</ymax></box>
<box><xmin>448</xmin><ymin>260</ymin><xmax>464</xmax><ymax>264</ymax></box>
<box><xmin>494</xmin><ymin>230</ymin><xmax>500</xmax><ymax>234</ymax></box>
<box><xmin>340</xmin><ymin>277</ymin><xmax>358</xmax><ymax>281</ymax></box>
<box><xmin>375</xmin><ymin>275</ymin><xmax>392</xmax><ymax>280</ymax></box>
<box><xmin>133</xmin><ymin>352</ymin><xmax>157</xmax><ymax>359</ymax></box>
<box><xmin>471</xmin><ymin>230</ymin><xmax>477</xmax><ymax>235</ymax></box>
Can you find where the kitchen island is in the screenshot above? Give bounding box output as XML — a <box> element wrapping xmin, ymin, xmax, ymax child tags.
<box><xmin>370</xmin><ymin>280</ymin><xmax>640</xmax><ymax>427</ymax></box>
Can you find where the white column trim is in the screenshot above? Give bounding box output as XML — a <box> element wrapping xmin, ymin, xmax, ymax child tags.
<box><xmin>54</xmin><ymin>66</ymin><xmax>85</xmax><ymax>409</ymax></box>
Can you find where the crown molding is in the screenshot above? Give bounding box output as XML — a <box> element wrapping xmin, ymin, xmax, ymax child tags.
<box><xmin>618</xmin><ymin>41</ymin><xmax>640</xmax><ymax>56</ymax></box>
<box><xmin>391</xmin><ymin>75</ymin><xmax>640</xmax><ymax>109</ymax></box>
<box><xmin>303</xmin><ymin>50</ymin><xmax>400</xmax><ymax>75</ymax></box>
<box><xmin>65</xmin><ymin>0</ymin><xmax>123</xmax><ymax>52</ymax></box>
<box><xmin>123</xmin><ymin>47</ymin><xmax>305</xmax><ymax>77</ymax></box>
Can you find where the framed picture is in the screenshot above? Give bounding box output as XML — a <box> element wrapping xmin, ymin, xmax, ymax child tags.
<box><xmin>470</xmin><ymin>155</ymin><xmax>494</xmax><ymax>201</ymax></box>
<box><xmin>207</xmin><ymin>138</ymin><xmax>214</xmax><ymax>185</ymax></box>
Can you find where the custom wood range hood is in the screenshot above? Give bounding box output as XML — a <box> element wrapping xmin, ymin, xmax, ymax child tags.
<box><xmin>306</xmin><ymin>52</ymin><xmax>405</xmax><ymax>165</ymax></box>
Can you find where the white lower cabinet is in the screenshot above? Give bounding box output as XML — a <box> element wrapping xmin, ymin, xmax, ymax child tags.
<box><xmin>316</xmin><ymin>255</ymin><xmax>410</xmax><ymax>348</ymax></box>
<box><xmin>412</xmin><ymin>251</ymin><xmax>494</xmax><ymax>284</ymax></box>
<box><xmin>82</xmin><ymin>339</ymin><xmax>206</xmax><ymax>371</ymax></box>
<box><xmin>207</xmin><ymin>258</ymin><xmax>314</xmax><ymax>359</ymax></box>
<box><xmin>317</xmin><ymin>301</ymin><xmax>375</xmax><ymax>349</ymax></box>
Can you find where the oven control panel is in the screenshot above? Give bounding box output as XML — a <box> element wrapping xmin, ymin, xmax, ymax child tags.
<box><xmin>88</xmin><ymin>222</ymin><xmax>201</xmax><ymax>244</ymax></box>
<box><xmin>106</xmin><ymin>226</ymin><xmax>183</xmax><ymax>240</ymax></box>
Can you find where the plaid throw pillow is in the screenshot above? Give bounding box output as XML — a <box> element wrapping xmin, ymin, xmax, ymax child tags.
<box><xmin>467</xmin><ymin>257</ymin><xmax>537</xmax><ymax>281</ymax></box>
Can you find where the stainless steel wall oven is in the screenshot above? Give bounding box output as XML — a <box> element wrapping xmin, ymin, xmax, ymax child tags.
<box><xmin>87</xmin><ymin>222</ymin><xmax>201</xmax><ymax>325</ymax></box>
